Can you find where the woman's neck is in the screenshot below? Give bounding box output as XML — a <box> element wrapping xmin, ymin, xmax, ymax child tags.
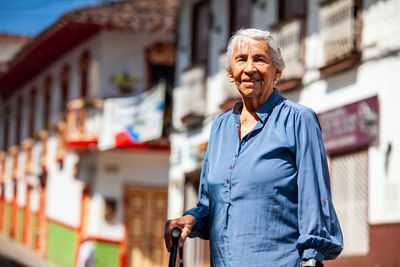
<box><xmin>240</xmin><ymin>88</ymin><xmax>273</xmax><ymax>114</ymax></box>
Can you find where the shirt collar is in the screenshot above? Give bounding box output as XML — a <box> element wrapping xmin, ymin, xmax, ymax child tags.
<box><xmin>232</xmin><ymin>88</ymin><xmax>283</xmax><ymax>124</ymax></box>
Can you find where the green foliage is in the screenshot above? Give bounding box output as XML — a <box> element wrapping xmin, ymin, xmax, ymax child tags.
<box><xmin>109</xmin><ymin>72</ymin><xmax>140</xmax><ymax>87</ymax></box>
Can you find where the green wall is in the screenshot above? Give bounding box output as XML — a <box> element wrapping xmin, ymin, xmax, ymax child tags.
<box><xmin>30</xmin><ymin>214</ymin><xmax>37</xmax><ymax>250</ymax></box>
<box><xmin>4</xmin><ymin>203</ymin><xmax>11</xmax><ymax>237</ymax></box>
<box><xmin>16</xmin><ymin>208</ymin><xmax>24</xmax><ymax>242</ymax></box>
<box><xmin>94</xmin><ymin>241</ymin><xmax>119</xmax><ymax>267</ymax></box>
<box><xmin>47</xmin><ymin>221</ymin><xmax>78</xmax><ymax>267</ymax></box>
<box><xmin>46</xmin><ymin>221</ymin><xmax>120</xmax><ymax>267</ymax></box>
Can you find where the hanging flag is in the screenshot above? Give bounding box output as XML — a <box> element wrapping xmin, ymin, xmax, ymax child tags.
<box><xmin>98</xmin><ymin>83</ymin><xmax>165</xmax><ymax>150</ymax></box>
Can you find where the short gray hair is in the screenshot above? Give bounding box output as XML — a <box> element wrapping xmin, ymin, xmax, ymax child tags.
<box><xmin>225</xmin><ymin>28</ymin><xmax>285</xmax><ymax>71</ymax></box>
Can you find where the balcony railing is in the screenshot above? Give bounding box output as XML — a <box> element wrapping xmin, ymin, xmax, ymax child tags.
<box><xmin>273</xmin><ymin>17</ymin><xmax>304</xmax><ymax>83</ymax></box>
<box><xmin>22</xmin><ymin>139</ymin><xmax>33</xmax><ymax>175</ymax></box>
<box><xmin>218</xmin><ymin>52</ymin><xmax>241</xmax><ymax>111</ymax></box>
<box><xmin>0</xmin><ymin>152</ymin><xmax>5</xmax><ymax>184</ymax></box>
<box><xmin>9</xmin><ymin>146</ymin><xmax>18</xmax><ymax>180</ymax></box>
<box><xmin>175</xmin><ymin>64</ymin><xmax>206</xmax><ymax>128</ymax></box>
<box><xmin>321</xmin><ymin>0</ymin><xmax>358</xmax><ymax>64</ymax></box>
<box><xmin>66</xmin><ymin>98</ymin><xmax>103</xmax><ymax>147</ymax></box>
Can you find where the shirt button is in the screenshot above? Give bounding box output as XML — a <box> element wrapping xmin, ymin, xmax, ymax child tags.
<box><xmin>229</xmin><ymin>166</ymin><xmax>232</xmax><ymax>169</ymax></box>
<box><xmin>322</xmin><ymin>198</ymin><xmax>327</xmax><ymax>204</ymax></box>
<box><xmin>226</xmin><ymin>179</ymin><xmax>230</xmax><ymax>184</ymax></box>
<box><xmin>234</xmin><ymin>154</ymin><xmax>238</xmax><ymax>158</ymax></box>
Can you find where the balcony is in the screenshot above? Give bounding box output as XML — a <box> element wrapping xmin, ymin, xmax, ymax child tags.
<box><xmin>320</xmin><ymin>0</ymin><xmax>361</xmax><ymax>76</ymax></box>
<box><xmin>66</xmin><ymin>98</ymin><xmax>104</xmax><ymax>148</ymax></box>
<box><xmin>22</xmin><ymin>139</ymin><xmax>34</xmax><ymax>175</ymax></box>
<box><xmin>175</xmin><ymin>64</ymin><xmax>206</xmax><ymax>128</ymax></box>
<box><xmin>218</xmin><ymin>51</ymin><xmax>241</xmax><ymax>111</ymax></box>
<box><xmin>272</xmin><ymin>16</ymin><xmax>304</xmax><ymax>91</ymax></box>
<box><xmin>0</xmin><ymin>152</ymin><xmax>5</xmax><ymax>184</ymax></box>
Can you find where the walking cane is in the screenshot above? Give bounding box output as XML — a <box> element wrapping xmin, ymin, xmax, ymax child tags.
<box><xmin>168</xmin><ymin>227</ymin><xmax>183</xmax><ymax>267</ymax></box>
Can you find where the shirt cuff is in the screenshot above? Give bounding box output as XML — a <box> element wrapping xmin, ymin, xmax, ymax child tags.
<box><xmin>302</xmin><ymin>248</ymin><xmax>324</xmax><ymax>262</ymax></box>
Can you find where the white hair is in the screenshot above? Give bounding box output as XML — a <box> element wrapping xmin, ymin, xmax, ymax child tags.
<box><xmin>225</xmin><ymin>28</ymin><xmax>285</xmax><ymax>71</ymax></box>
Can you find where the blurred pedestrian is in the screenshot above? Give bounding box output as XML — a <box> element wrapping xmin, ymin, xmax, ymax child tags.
<box><xmin>76</xmin><ymin>235</ymin><xmax>95</xmax><ymax>267</ymax></box>
<box><xmin>165</xmin><ymin>28</ymin><xmax>343</xmax><ymax>267</ymax></box>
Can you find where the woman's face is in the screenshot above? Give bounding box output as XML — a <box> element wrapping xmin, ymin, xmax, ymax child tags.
<box><xmin>227</xmin><ymin>38</ymin><xmax>282</xmax><ymax>100</ymax></box>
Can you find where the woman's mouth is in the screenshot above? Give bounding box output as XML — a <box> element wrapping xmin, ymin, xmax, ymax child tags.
<box><xmin>242</xmin><ymin>79</ymin><xmax>261</xmax><ymax>85</ymax></box>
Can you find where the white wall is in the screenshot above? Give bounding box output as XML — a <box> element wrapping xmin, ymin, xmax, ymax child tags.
<box><xmin>171</xmin><ymin>0</ymin><xmax>400</xmax><ymax>225</ymax></box>
<box><xmin>98</xmin><ymin>30</ymin><xmax>174</xmax><ymax>98</ymax></box>
<box><xmin>296</xmin><ymin>0</ymin><xmax>400</xmax><ymax>224</ymax></box>
<box><xmin>46</xmin><ymin>149</ymin><xmax>82</xmax><ymax>228</ymax></box>
<box><xmin>87</xmin><ymin>150</ymin><xmax>170</xmax><ymax>241</ymax></box>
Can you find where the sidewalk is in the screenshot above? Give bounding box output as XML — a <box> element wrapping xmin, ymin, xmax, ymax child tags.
<box><xmin>0</xmin><ymin>234</ymin><xmax>59</xmax><ymax>267</ymax></box>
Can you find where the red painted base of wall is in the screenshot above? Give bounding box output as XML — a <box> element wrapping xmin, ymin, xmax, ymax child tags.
<box><xmin>326</xmin><ymin>223</ymin><xmax>400</xmax><ymax>267</ymax></box>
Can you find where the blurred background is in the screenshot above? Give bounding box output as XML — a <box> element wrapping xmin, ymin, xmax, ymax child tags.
<box><xmin>0</xmin><ymin>0</ymin><xmax>399</xmax><ymax>266</ymax></box>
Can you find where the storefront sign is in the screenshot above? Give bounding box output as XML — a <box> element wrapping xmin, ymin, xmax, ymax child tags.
<box><xmin>318</xmin><ymin>95</ymin><xmax>379</xmax><ymax>154</ymax></box>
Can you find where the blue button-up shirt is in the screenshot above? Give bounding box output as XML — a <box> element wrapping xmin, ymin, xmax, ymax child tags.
<box><xmin>185</xmin><ymin>89</ymin><xmax>343</xmax><ymax>267</ymax></box>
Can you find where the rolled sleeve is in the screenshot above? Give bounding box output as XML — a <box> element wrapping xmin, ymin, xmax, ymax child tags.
<box><xmin>183</xmin><ymin>145</ymin><xmax>211</xmax><ymax>240</ymax></box>
<box><xmin>295</xmin><ymin>109</ymin><xmax>344</xmax><ymax>261</ymax></box>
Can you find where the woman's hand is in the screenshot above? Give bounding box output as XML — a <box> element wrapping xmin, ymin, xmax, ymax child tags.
<box><xmin>164</xmin><ymin>214</ymin><xmax>196</xmax><ymax>250</ymax></box>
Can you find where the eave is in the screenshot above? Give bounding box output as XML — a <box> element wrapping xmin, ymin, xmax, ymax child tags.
<box><xmin>0</xmin><ymin>21</ymin><xmax>102</xmax><ymax>96</ymax></box>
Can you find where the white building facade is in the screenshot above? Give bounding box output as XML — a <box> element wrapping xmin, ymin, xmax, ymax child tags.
<box><xmin>0</xmin><ymin>1</ymin><xmax>177</xmax><ymax>267</ymax></box>
<box><xmin>170</xmin><ymin>0</ymin><xmax>400</xmax><ymax>266</ymax></box>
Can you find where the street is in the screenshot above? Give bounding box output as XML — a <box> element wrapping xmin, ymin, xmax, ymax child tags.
<box><xmin>0</xmin><ymin>255</ymin><xmax>25</xmax><ymax>267</ymax></box>
<box><xmin>0</xmin><ymin>234</ymin><xmax>59</xmax><ymax>267</ymax></box>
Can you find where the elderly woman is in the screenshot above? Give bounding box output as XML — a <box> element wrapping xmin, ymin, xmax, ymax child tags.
<box><xmin>165</xmin><ymin>28</ymin><xmax>343</xmax><ymax>267</ymax></box>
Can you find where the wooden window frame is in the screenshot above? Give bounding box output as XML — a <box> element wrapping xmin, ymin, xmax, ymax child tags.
<box><xmin>28</xmin><ymin>88</ymin><xmax>36</xmax><ymax>138</ymax></box>
<box><xmin>191</xmin><ymin>0</ymin><xmax>210</xmax><ymax>66</ymax></box>
<box><xmin>15</xmin><ymin>96</ymin><xmax>23</xmax><ymax>145</ymax></box>
<box><xmin>2</xmin><ymin>107</ymin><xmax>10</xmax><ymax>151</ymax></box>
<box><xmin>43</xmin><ymin>76</ymin><xmax>52</xmax><ymax>130</ymax></box>
<box><xmin>277</xmin><ymin>0</ymin><xmax>306</xmax><ymax>22</ymax></box>
<box><xmin>60</xmin><ymin>65</ymin><xmax>70</xmax><ymax>117</ymax></box>
<box><xmin>229</xmin><ymin>0</ymin><xmax>252</xmax><ymax>37</ymax></box>
<box><xmin>80</xmin><ymin>51</ymin><xmax>90</xmax><ymax>99</ymax></box>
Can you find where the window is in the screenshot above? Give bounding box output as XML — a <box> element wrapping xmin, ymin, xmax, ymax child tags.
<box><xmin>192</xmin><ymin>1</ymin><xmax>210</xmax><ymax>64</ymax></box>
<box><xmin>104</xmin><ymin>197</ymin><xmax>117</xmax><ymax>224</ymax></box>
<box><xmin>43</xmin><ymin>76</ymin><xmax>52</xmax><ymax>130</ymax></box>
<box><xmin>2</xmin><ymin>107</ymin><xmax>10</xmax><ymax>151</ymax></box>
<box><xmin>330</xmin><ymin>149</ymin><xmax>369</xmax><ymax>256</ymax></box>
<box><xmin>230</xmin><ymin>0</ymin><xmax>252</xmax><ymax>36</ymax></box>
<box><xmin>278</xmin><ymin>0</ymin><xmax>306</xmax><ymax>21</ymax></box>
<box><xmin>146</xmin><ymin>43</ymin><xmax>175</xmax><ymax>89</ymax></box>
<box><xmin>60</xmin><ymin>65</ymin><xmax>70</xmax><ymax>116</ymax></box>
<box><xmin>80</xmin><ymin>51</ymin><xmax>90</xmax><ymax>98</ymax></box>
<box><xmin>184</xmin><ymin>170</ymin><xmax>210</xmax><ymax>266</ymax></box>
<box><xmin>15</xmin><ymin>96</ymin><xmax>23</xmax><ymax>145</ymax></box>
<box><xmin>28</xmin><ymin>88</ymin><xmax>36</xmax><ymax>138</ymax></box>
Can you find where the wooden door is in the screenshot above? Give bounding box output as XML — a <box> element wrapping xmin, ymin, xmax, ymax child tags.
<box><xmin>125</xmin><ymin>186</ymin><xmax>168</xmax><ymax>267</ymax></box>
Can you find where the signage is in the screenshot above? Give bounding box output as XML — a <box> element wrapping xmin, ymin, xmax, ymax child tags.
<box><xmin>318</xmin><ymin>96</ymin><xmax>379</xmax><ymax>154</ymax></box>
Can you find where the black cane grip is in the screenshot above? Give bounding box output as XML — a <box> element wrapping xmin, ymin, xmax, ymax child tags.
<box><xmin>171</xmin><ymin>227</ymin><xmax>181</xmax><ymax>244</ymax></box>
<box><xmin>169</xmin><ymin>227</ymin><xmax>181</xmax><ymax>267</ymax></box>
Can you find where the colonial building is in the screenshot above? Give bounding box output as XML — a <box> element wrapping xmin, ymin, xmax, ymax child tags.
<box><xmin>0</xmin><ymin>32</ymin><xmax>30</xmax><ymax>71</ymax></box>
<box><xmin>0</xmin><ymin>1</ymin><xmax>177</xmax><ymax>267</ymax></box>
<box><xmin>169</xmin><ymin>0</ymin><xmax>400</xmax><ymax>266</ymax></box>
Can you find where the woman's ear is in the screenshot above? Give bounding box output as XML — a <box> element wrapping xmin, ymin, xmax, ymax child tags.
<box><xmin>275</xmin><ymin>69</ymin><xmax>282</xmax><ymax>80</ymax></box>
<box><xmin>226</xmin><ymin>69</ymin><xmax>235</xmax><ymax>83</ymax></box>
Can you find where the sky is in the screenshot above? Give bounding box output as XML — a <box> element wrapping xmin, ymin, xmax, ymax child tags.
<box><xmin>0</xmin><ymin>0</ymin><xmax>115</xmax><ymax>37</ymax></box>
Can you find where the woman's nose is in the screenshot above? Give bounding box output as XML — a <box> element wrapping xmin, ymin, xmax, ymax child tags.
<box><xmin>244</xmin><ymin>60</ymin><xmax>255</xmax><ymax>72</ymax></box>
